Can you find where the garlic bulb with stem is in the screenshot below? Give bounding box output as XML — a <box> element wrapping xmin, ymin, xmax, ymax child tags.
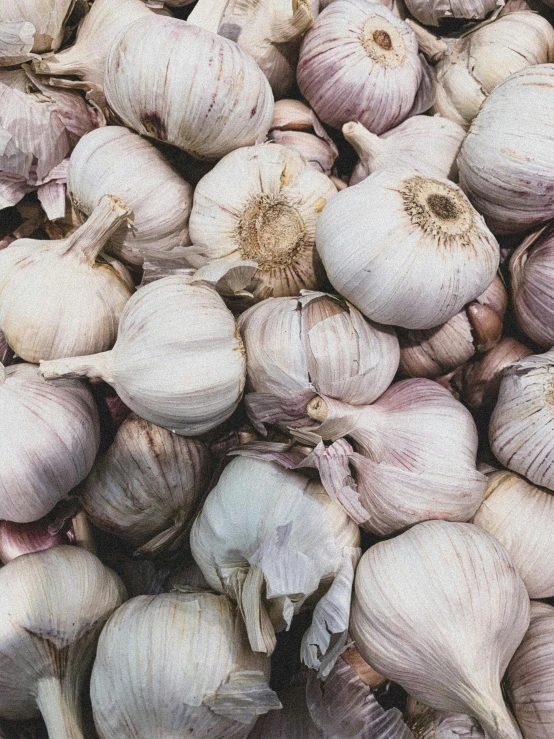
<box><xmin>0</xmin><ymin>546</ymin><xmax>126</xmax><ymax>739</ymax></box>
<box><xmin>188</xmin><ymin>144</ymin><xmax>337</xmax><ymax>297</ymax></box>
<box><xmin>405</xmin><ymin>698</ymin><xmax>486</xmax><ymax>739</ymax></box>
<box><xmin>39</xmin><ymin>275</ymin><xmax>246</xmax><ymax>436</ymax></box>
<box><xmin>350</xmin><ymin>520</ymin><xmax>529</xmax><ymax>739</ymax></box>
<box><xmin>0</xmin><ymin>362</ymin><xmax>99</xmax><ymax>523</ymax></box>
<box><xmin>90</xmin><ymin>592</ymin><xmax>281</xmax><ymax>738</ymax></box>
<box><xmin>316</xmin><ymin>168</ymin><xmax>499</xmax><ymax>330</ymax></box>
<box><xmin>68</xmin><ymin>126</ymin><xmax>193</xmax><ymax>266</ymax></box>
<box><xmin>0</xmin><ymin>0</ymin><xmax>76</xmax><ymax>65</ymax></box>
<box><xmin>104</xmin><ymin>15</ymin><xmax>274</xmax><ymax>161</ymax></box>
<box><xmin>297</xmin><ymin>0</ymin><xmax>434</xmax><ymax>133</ymax></box>
<box><xmin>0</xmin><ymin>194</ymin><xmax>134</xmax><ymax>363</ymax></box>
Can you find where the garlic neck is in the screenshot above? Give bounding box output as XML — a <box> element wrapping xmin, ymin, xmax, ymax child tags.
<box><xmin>40</xmin><ymin>350</ymin><xmax>114</xmax><ymax>383</ymax></box>
<box><xmin>306</xmin><ymin>396</ymin><xmax>380</xmax><ymax>458</ymax></box>
<box><xmin>62</xmin><ymin>195</ymin><xmax>130</xmax><ymax>264</ymax></box>
<box><xmin>466</xmin><ymin>691</ymin><xmax>522</xmax><ymax>739</ymax></box>
<box><xmin>342</xmin><ymin>122</ymin><xmax>386</xmax><ymax>172</ymax></box>
<box><xmin>187</xmin><ymin>0</ymin><xmax>229</xmax><ymax>33</ymax></box>
<box><xmin>268</xmin><ymin>0</ymin><xmax>313</xmax><ymax>45</ymax></box>
<box><xmin>36</xmin><ymin>677</ymin><xmax>85</xmax><ymax>739</ymax></box>
<box><xmin>405</xmin><ymin>19</ymin><xmax>449</xmax><ymax>63</ymax></box>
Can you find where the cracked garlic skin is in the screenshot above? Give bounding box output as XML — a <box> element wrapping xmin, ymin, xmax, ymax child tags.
<box><xmin>351</xmin><ymin>520</ymin><xmax>529</xmax><ymax>739</ymax></box>
<box><xmin>90</xmin><ymin>592</ymin><xmax>280</xmax><ymax>739</ymax></box>
<box><xmin>0</xmin><ymin>547</ymin><xmax>126</xmax><ymax>739</ymax></box>
<box><xmin>316</xmin><ymin>169</ymin><xmax>499</xmax><ymax>330</ymax></box>
<box><xmin>0</xmin><ymin>0</ymin><xmax>75</xmax><ymax>64</ymax></box>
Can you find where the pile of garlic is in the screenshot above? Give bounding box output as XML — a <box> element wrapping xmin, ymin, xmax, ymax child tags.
<box><xmin>2</xmin><ymin>0</ymin><xmax>554</xmax><ymax>737</ymax></box>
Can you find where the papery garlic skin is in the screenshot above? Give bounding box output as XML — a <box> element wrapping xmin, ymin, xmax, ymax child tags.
<box><xmin>404</xmin><ymin>0</ymin><xmax>498</xmax><ymax>27</ymax></box>
<box><xmin>0</xmin><ymin>518</ymin><xmax>68</xmax><ymax>564</ymax></box>
<box><xmin>0</xmin><ymin>0</ymin><xmax>75</xmax><ymax>64</ymax></box>
<box><xmin>188</xmin><ymin>145</ymin><xmax>337</xmax><ymax>297</ymax></box>
<box><xmin>351</xmin><ymin>521</ymin><xmax>529</xmax><ymax>739</ymax></box>
<box><xmin>68</xmin><ymin>127</ymin><xmax>193</xmax><ymax>266</ymax></box>
<box><xmin>104</xmin><ymin>15</ymin><xmax>274</xmax><ymax>161</ymax></box>
<box><xmin>91</xmin><ymin>592</ymin><xmax>280</xmax><ymax>739</ymax></box>
<box><xmin>316</xmin><ymin>169</ymin><xmax>499</xmax><ymax>329</ymax></box>
<box><xmin>405</xmin><ymin>698</ymin><xmax>486</xmax><ymax>739</ymax></box>
<box><xmin>0</xmin><ymin>363</ymin><xmax>99</xmax><ymax>523</ymax></box>
<box><xmin>268</xmin><ymin>130</ymin><xmax>337</xmax><ymax>175</ymax></box>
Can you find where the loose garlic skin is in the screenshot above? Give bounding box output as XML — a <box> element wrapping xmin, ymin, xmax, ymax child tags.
<box><xmin>188</xmin><ymin>145</ymin><xmax>337</xmax><ymax>297</ymax></box>
<box><xmin>0</xmin><ymin>0</ymin><xmax>75</xmax><ymax>64</ymax></box>
<box><xmin>404</xmin><ymin>0</ymin><xmax>498</xmax><ymax>27</ymax></box>
<box><xmin>316</xmin><ymin>169</ymin><xmax>499</xmax><ymax>330</ymax></box>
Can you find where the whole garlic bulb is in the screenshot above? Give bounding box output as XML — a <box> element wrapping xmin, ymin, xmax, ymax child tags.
<box><xmin>238</xmin><ymin>292</ymin><xmax>399</xmax><ymax>432</ymax></box>
<box><xmin>0</xmin><ymin>362</ymin><xmax>99</xmax><ymax>523</ymax></box>
<box><xmin>345</xmin><ymin>116</ymin><xmax>465</xmax><ymax>185</ymax></box>
<box><xmin>404</xmin><ymin>0</ymin><xmax>498</xmax><ymax>27</ymax></box>
<box><xmin>297</xmin><ymin>1</ymin><xmax>434</xmax><ymax>133</ymax></box>
<box><xmin>40</xmin><ymin>276</ymin><xmax>246</xmax><ymax>436</ymax></box>
<box><xmin>315</xmin><ymin>168</ymin><xmax>500</xmax><ymax>329</ymax></box>
<box><xmin>351</xmin><ymin>520</ymin><xmax>530</xmax><ymax>739</ymax></box>
<box><xmin>90</xmin><ymin>592</ymin><xmax>281</xmax><ymax>738</ymax></box>
<box><xmin>104</xmin><ymin>15</ymin><xmax>274</xmax><ymax>160</ymax></box>
<box><xmin>0</xmin><ymin>195</ymin><xmax>134</xmax><ymax>363</ymax></box>
<box><xmin>68</xmin><ymin>127</ymin><xmax>193</xmax><ymax>266</ymax></box>
<box><xmin>405</xmin><ymin>698</ymin><xmax>486</xmax><ymax>739</ymax></box>
<box><xmin>0</xmin><ymin>547</ymin><xmax>126</xmax><ymax>739</ymax></box>
<box><xmin>0</xmin><ymin>0</ymin><xmax>75</xmax><ymax>65</ymax></box>
<box><xmin>188</xmin><ymin>144</ymin><xmax>337</xmax><ymax>297</ymax></box>
<box><xmin>458</xmin><ymin>64</ymin><xmax>554</xmax><ymax>234</ymax></box>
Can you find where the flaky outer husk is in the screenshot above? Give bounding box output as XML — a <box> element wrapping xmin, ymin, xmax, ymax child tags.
<box><xmin>350</xmin><ymin>521</ymin><xmax>529</xmax><ymax>739</ymax></box>
<box><xmin>91</xmin><ymin>592</ymin><xmax>280</xmax><ymax>738</ymax></box>
<box><xmin>104</xmin><ymin>15</ymin><xmax>274</xmax><ymax>161</ymax></box>
<box><xmin>405</xmin><ymin>698</ymin><xmax>486</xmax><ymax>739</ymax></box>
<box><xmin>506</xmin><ymin>601</ymin><xmax>554</xmax><ymax>739</ymax></box>
<box><xmin>0</xmin><ymin>0</ymin><xmax>76</xmax><ymax>63</ymax></box>
<box><xmin>404</xmin><ymin>0</ymin><xmax>499</xmax><ymax>25</ymax></box>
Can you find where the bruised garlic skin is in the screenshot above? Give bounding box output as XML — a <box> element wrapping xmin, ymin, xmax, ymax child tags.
<box><xmin>0</xmin><ymin>547</ymin><xmax>126</xmax><ymax>739</ymax></box>
<box><xmin>404</xmin><ymin>0</ymin><xmax>497</xmax><ymax>27</ymax></box>
<box><xmin>0</xmin><ymin>363</ymin><xmax>99</xmax><ymax>523</ymax></box>
<box><xmin>351</xmin><ymin>521</ymin><xmax>529</xmax><ymax>739</ymax></box>
<box><xmin>68</xmin><ymin>127</ymin><xmax>193</xmax><ymax>266</ymax></box>
<box><xmin>316</xmin><ymin>169</ymin><xmax>499</xmax><ymax>330</ymax></box>
<box><xmin>0</xmin><ymin>0</ymin><xmax>75</xmax><ymax>64</ymax></box>
<box><xmin>91</xmin><ymin>592</ymin><xmax>280</xmax><ymax>739</ymax></box>
<box><xmin>188</xmin><ymin>145</ymin><xmax>337</xmax><ymax>297</ymax></box>
<box><xmin>405</xmin><ymin>698</ymin><xmax>486</xmax><ymax>739</ymax></box>
<box><xmin>40</xmin><ymin>277</ymin><xmax>246</xmax><ymax>437</ymax></box>
<box><xmin>104</xmin><ymin>15</ymin><xmax>274</xmax><ymax>161</ymax></box>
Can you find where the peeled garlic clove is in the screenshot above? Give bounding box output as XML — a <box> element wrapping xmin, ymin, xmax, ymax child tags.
<box><xmin>316</xmin><ymin>168</ymin><xmax>499</xmax><ymax>330</ymax></box>
<box><xmin>351</xmin><ymin>520</ymin><xmax>529</xmax><ymax>739</ymax></box>
<box><xmin>40</xmin><ymin>276</ymin><xmax>246</xmax><ymax>436</ymax></box>
<box><xmin>0</xmin><ymin>0</ymin><xmax>76</xmax><ymax>64</ymax></box>
<box><xmin>91</xmin><ymin>592</ymin><xmax>280</xmax><ymax>738</ymax></box>
<box><xmin>0</xmin><ymin>546</ymin><xmax>126</xmax><ymax>739</ymax></box>
<box><xmin>405</xmin><ymin>698</ymin><xmax>486</xmax><ymax>739</ymax></box>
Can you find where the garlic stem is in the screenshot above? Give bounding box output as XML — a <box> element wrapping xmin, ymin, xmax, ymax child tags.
<box><xmin>187</xmin><ymin>0</ymin><xmax>228</xmax><ymax>33</ymax></box>
<box><xmin>307</xmin><ymin>396</ymin><xmax>328</xmax><ymax>423</ymax></box>
<box><xmin>342</xmin><ymin>122</ymin><xmax>385</xmax><ymax>169</ymax></box>
<box><xmin>269</xmin><ymin>0</ymin><xmax>313</xmax><ymax>44</ymax></box>
<box><xmin>35</xmin><ymin>678</ymin><xmax>85</xmax><ymax>739</ymax></box>
<box><xmin>40</xmin><ymin>351</ymin><xmax>113</xmax><ymax>382</ymax></box>
<box><xmin>63</xmin><ymin>195</ymin><xmax>130</xmax><ymax>264</ymax></box>
<box><xmin>405</xmin><ymin>19</ymin><xmax>448</xmax><ymax>62</ymax></box>
<box><xmin>70</xmin><ymin>511</ymin><xmax>97</xmax><ymax>555</ymax></box>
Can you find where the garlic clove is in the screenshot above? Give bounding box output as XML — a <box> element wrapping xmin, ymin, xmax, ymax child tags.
<box><xmin>267</xmin><ymin>130</ymin><xmax>338</xmax><ymax>175</ymax></box>
<box><xmin>271</xmin><ymin>98</ymin><xmax>317</xmax><ymax>131</ymax></box>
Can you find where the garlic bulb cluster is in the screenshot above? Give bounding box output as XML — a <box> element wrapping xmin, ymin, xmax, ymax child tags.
<box><xmin>458</xmin><ymin>65</ymin><xmax>554</xmax><ymax>234</ymax></box>
<box><xmin>351</xmin><ymin>520</ymin><xmax>530</xmax><ymax>739</ymax></box>
<box><xmin>40</xmin><ymin>276</ymin><xmax>246</xmax><ymax>436</ymax></box>
<box><xmin>404</xmin><ymin>0</ymin><xmax>499</xmax><ymax>25</ymax></box>
<box><xmin>0</xmin><ymin>547</ymin><xmax>126</xmax><ymax>739</ymax></box>
<box><xmin>188</xmin><ymin>144</ymin><xmax>337</xmax><ymax>297</ymax></box>
<box><xmin>405</xmin><ymin>698</ymin><xmax>486</xmax><ymax>739</ymax></box>
<box><xmin>0</xmin><ymin>362</ymin><xmax>99</xmax><ymax>523</ymax></box>
<box><xmin>316</xmin><ymin>168</ymin><xmax>499</xmax><ymax>329</ymax></box>
<box><xmin>0</xmin><ymin>0</ymin><xmax>76</xmax><ymax>65</ymax></box>
<box><xmin>90</xmin><ymin>592</ymin><xmax>281</xmax><ymax>738</ymax></box>
<box><xmin>297</xmin><ymin>0</ymin><xmax>434</xmax><ymax>133</ymax></box>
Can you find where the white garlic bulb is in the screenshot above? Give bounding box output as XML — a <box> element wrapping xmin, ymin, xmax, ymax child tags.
<box><xmin>0</xmin><ymin>195</ymin><xmax>134</xmax><ymax>363</ymax></box>
<box><xmin>297</xmin><ymin>0</ymin><xmax>434</xmax><ymax>133</ymax></box>
<box><xmin>0</xmin><ymin>547</ymin><xmax>126</xmax><ymax>739</ymax></box>
<box><xmin>0</xmin><ymin>0</ymin><xmax>75</xmax><ymax>64</ymax></box>
<box><xmin>191</xmin><ymin>456</ymin><xmax>360</xmax><ymax>670</ymax></box>
<box><xmin>40</xmin><ymin>276</ymin><xmax>246</xmax><ymax>436</ymax></box>
<box><xmin>405</xmin><ymin>698</ymin><xmax>486</xmax><ymax>739</ymax></box>
<box><xmin>188</xmin><ymin>144</ymin><xmax>337</xmax><ymax>297</ymax></box>
<box><xmin>68</xmin><ymin>127</ymin><xmax>193</xmax><ymax>266</ymax></box>
<box><xmin>458</xmin><ymin>64</ymin><xmax>554</xmax><ymax>234</ymax></box>
<box><xmin>351</xmin><ymin>520</ymin><xmax>529</xmax><ymax>739</ymax></box>
<box><xmin>0</xmin><ymin>362</ymin><xmax>99</xmax><ymax>523</ymax></box>
<box><xmin>104</xmin><ymin>15</ymin><xmax>274</xmax><ymax>161</ymax></box>
<box><xmin>238</xmin><ymin>292</ymin><xmax>399</xmax><ymax>431</ymax></box>
<box><xmin>316</xmin><ymin>169</ymin><xmax>500</xmax><ymax>329</ymax></box>
<box><xmin>91</xmin><ymin>592</ymin><xmax>281</xmax><ymax>738</ymax></box>
<box><xmin>345</xmin><ymin>116</ymin><xmax>465</xmax><ymax>186</ymax></box>
<box><xmin>404</xmin><ymin>0</ymin><xmax>498</xmax><ymax>27</ymax></box>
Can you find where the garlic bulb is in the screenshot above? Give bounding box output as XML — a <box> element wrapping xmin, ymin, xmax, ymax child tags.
<box><xmin>473</xmin><ymin>470</ymin><xmax>554</xmax><ymax>598</ymax></box>
<box><xmin>297</xmin><ymin>1</ymin><xmax>434</xmax><ymax>133</ymax></box>
<box><xmin>490</xmin><ymin>350</ymin><xmax>554</xmax><ymax>491</ymax></box>
<box><xmin>0</xmin><ymin>195</ymin><xmax>133</xmax><ymax>363</ymax></box>
<box><xmin>405</xmin><ymin>698</ymin><xmax>486</xmax><ymax>739</ymax></box>
<box><xmin>238</xmin><ymin>292</ymin><xmax>398</xmax><ymax>432</ymax></box>
<box><xmin>68</xmin><ymin>126</ymin><xmax>193</xmax><ymax>266</ymax></box>
<box><xmin>350</xmin><ymin>520</ymin><xmax>529</xmax><ymax>739</ymax></box>
<box><xmin>316</xmin><ymin>169</ymin><xmax>500</xmax><ymax>329</ymax></box>
<box><xmin>79</xmin><ymin>414</ymin><xmax>212</xmax><ymax>555</ymax></box>
<box><xmin>345</xmin><ymin>116</ymin><xmax>465</xmax><ymax>186</ymax></box>
<box><xmin>458</xmin><ymin>64</ymin><xmax>554</xmax><ymax>234</ymax></box>
<box><xmin>0</xmin><ymin>362</ymin><xmax>99</xmax><ymax>523</ymax></box>
<box><xmin>505</xmin><ymin>601</ymin><xmax>554</xmax><ymax>739</ymax></box>
<box><xmin>0</xmin><ymin>546</ymin><xmax>126</xmax><ymax>739</ymax></box>
<box><xmin>188</xmin><ymin>145</ymin><xmax>337</xmax><ymax>297</ymax></box>
<box><xmin>190</xmin><ymin>456</ymin><xmax>360</xmax><ymax>670</ymax></box>
<box><xmin>90</xmin><ymin>592</ymin><xmax>281</xmax><ymax>738</ymax></box>
<box><xmin>40</xmin><ymin>276</ymin><xmax>246</xmax><ymax>436</ymax></box>
<box><xmin>0</xmin><ymin>0</ymin><xmax>75</xmax><ymax>64</ymax></box>
<box><xmin>404</xmin><ymin>0</ymin><xmax>498</xmax><ymax>27</ymax></box>
<box><xmin>104</xmin><ymin>15</ymin><xmax>274</xmax><ymax>161</ymax></box>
